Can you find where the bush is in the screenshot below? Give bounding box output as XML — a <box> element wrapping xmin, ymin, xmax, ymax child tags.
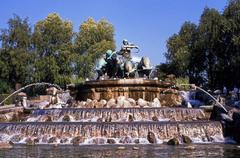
<box><xmin>0</xmin><ymin>94</ymin><xmax>15</xmax><ymax>105</ymax></box>
<box><xmin>174</xmin><ymin>77</ymin><xmax>190</xmax><ymax>90</ymax></box>
<box><xmin>0</xmin><ymin>80</ymin><xmax>11</xmax><ymax>94</ymax></box>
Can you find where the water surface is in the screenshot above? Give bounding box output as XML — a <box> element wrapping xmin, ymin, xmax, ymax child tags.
<box><xmin>1</xmin><ymin>144</ymin><xmax>240</xmax><ymax>158</ymax></box>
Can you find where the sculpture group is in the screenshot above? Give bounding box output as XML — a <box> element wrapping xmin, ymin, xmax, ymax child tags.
<box><xmin>96</xmin><ymin>39</ymin><xmax>153</xmax><ymax>79</ymax></box>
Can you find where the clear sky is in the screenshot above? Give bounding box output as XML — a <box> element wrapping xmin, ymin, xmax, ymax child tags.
<box><xmin>0</xmin><ymin>0</ymin><xmax>228</xmax><ymax>65</ymax></box>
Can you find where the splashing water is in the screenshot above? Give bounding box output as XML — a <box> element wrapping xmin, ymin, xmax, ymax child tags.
<box><xmin>0</xmin><ymin>121</ymin><xmax>224</xmax><ymax>145</ymax></box>
<box><xmin>178</xmin><ymin>84</ymin><xmax>227</xmax><ymax>112</ymax></box>
<box><xmin>0</xmin><ymin>82</ymin><xmax>62</xmax><ymax>106</ymax></box>
<box><xmin>26</xmin><ymin>108</ymin><xmax>207</xmax><ymax>122</ymax></box>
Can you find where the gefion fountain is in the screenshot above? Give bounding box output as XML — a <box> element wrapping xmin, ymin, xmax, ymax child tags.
<box><xmin>0</xmin><ymin>40</ymin><xmax>226</xmax><ymax>146</ymax></box>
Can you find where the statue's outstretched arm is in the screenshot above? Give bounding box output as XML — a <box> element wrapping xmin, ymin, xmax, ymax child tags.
<box><xmin>116</xmin><ymin>51</ymin><xmax>123</xmax><ymax>55</ymax></box>
<box><xmin>122</xmin><ymin>44</ymin><xmax>139</xmax><ymax>50</ymax></box>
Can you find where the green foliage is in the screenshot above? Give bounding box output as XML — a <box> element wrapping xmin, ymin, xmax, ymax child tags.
<box><xmin>31</xmin><ymin>13</ymin><xmax>74</xmax><ymax>86</ymax></box>
<box><xmin>165</xmin><ymin>22</ymin><xmax>197</xmax><ymax>77</ymax></box>
<box><xmin>0</xmin><ymin>94</ymin><xmax>15</xmax><ymax>105</ymax></box>
<box><xmin>0</xmin><ymin>14</ymin><xmax>31</xmax><ymax>49</ymax></box>
<box><xmin>159</xmin><ymin>0</ymin><xmax>240</xmax><ymax>89</ymax></box>
<box><xmin>75</xmin><ymin>18</ymin><xmax>115</xmax><ymax>54</ymax></box>
<box><xmin>0</xmin><ymin>15</ymin><xmax>33</xmax><ymax>92</ymax></box>
<box><xmin>70</xmin><ymin>76</ymin><xmax>85</xmax><ymax>84</ymax></box>
<box><xmin>0</xmin><ymin>14</ymin><xmax>115</xmax><ymax>93</ymax></box>
<box><xmin>174</xmin><ymin>77</ymin><xmax>189</xmax><ymax>85</ymax></box>
<box><xmin>174</xmin><ymin>77</ymin><xmax>190</xmax><ymax>90</ymax></box>
<box><xmin>32</xmin><ymin>13</ymin><xmax>73</xmax><ymax>57</ymax></box>
<box><xmin>74</xmin><ymin>18</ymin><xmax>115</xmax><ymax>79</ymax></box>
<box><xmin>156</xmin><ymin>63</ymin><xmax>172</xmax><ymax>79</ymax></box>
<box><xmin>0</xmin><ymin>80</ymin><xmax>11</xmax><ymax>94</ymax></box>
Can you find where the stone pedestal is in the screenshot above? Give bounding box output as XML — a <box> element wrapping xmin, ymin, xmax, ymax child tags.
<box><xmin>68</xmin><ymin>79</ymin><xmax>180</xmax><ymax>106</ymax></box>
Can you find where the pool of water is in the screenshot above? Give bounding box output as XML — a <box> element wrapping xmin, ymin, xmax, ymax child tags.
<box><xmin>1</xmin><ymin>144</ymin><xmax>240</xmax><ymax>158</ymax></box>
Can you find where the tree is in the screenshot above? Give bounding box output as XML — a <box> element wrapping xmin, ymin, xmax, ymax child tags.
<box><xmin>74</xmin><ymin>18</ymin><xmax>115</xmax><ymax>80</ymax></box>
<box><xmin>0</xmin><ymin>13</ymin><xmax>117</xmax><ymax>93</ymax></box>
<box><xmin>197</xmin><ymin>8</ymin><xmax>223</xmax><ymax>88</ymax></box>
<box><xmin>223</xmin><ymin>0</ymin><xmax>240</xmax><ymax>88</ymax></box>
<box><xmin>165</xmin><ymin>22</ymin><xmax>198</xmax><ymax>77</ymax></box>
<box><xmin>0</xmin><ymin>15</ymin><xmax>33</xmax><ymax>92</ymax></box>
<box><xmin>160</xmin><ymin>0</ymin><xmax>240</xmax><ymax>89</ymax></box>
<box><xmin>0</xmin><ymin>14</ymin><xmax>31</xmax><ymax>50</ymax></box>
<box><xmin>32</xmin><ymin>13</ymin><xmax>74</xmax><ymax>86</ymax></box>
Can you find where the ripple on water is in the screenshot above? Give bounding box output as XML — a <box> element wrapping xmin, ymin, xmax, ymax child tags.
<box><xmin>0</xmin><ymin>144</ymin><xmax>240</xmax><ymax>158</ymax></box>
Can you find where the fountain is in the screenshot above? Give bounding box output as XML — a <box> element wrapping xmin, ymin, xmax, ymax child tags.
<box><xmin>0</xmin><ymin>41</ymin><xmax>231</xmax><ymax>146</ymax></box>
<box><xmin>26</xmin><ymin>108</ymin><xmax>207</xmax><ymax>122</ymax></box>
<box><xmin>0</xmin><ymin>121</ymin><xmax>223</xmax><ymax>145</ymax></box>
<box><xmin>0</xmin><ymin>82</ymin><xmax>62</xmax><ymax>106</ymax></box>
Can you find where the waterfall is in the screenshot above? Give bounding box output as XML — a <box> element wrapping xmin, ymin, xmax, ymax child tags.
<box><xmin>0</xmin><ymin>82</ymin><xmax>62</xmax><ymax>106</ymax></box>
<box><xmin>26</xmin><ymin>108</ymin><xmax>207</xmax><ymax>122</ymax></box>
<box><xmin>0</xmin><ymin>121</ymin><xmax>223</xmax><ymax>144</ymax></box>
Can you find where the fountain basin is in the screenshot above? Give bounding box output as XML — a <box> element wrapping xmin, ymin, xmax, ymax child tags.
<box><xmin>68</xmin><ymin>79</ymin><xmax>180</xmax><ymax>107</ymax></box>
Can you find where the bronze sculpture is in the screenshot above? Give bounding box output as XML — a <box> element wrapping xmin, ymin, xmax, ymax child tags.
<box><xmin>96</xmin><ymin>39</ymin><xmax>152</xmax><ymax>79</ymax></box>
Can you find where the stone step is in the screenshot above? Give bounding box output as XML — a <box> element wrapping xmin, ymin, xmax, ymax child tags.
<box><xmin>26</xmin><ymin>107</ymin><xmax>207</xmax><ymax>122</ymax></box>
<box><xmin>0</xmin><ymin>106</ymin><xmax>24</xmax><ymax>122</ymax></box>
<box><xmin>0</xmin><ymin>121</ymin><xmax>223</xmax><ymax>145</ymax></box>
<box><xmin>0</xmin><ymin>106</ymin><xmax>23</xmax><ymax>114</ymax></box>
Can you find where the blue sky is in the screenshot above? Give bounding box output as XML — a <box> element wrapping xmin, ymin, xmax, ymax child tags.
<box><xmin>0</xmin><ymin>0</ymin><xmax>228</xmax><ymax>65</ymax></box>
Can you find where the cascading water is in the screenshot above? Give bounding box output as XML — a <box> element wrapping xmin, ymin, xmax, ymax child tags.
<box><xmin>0</xmin><ymin>121</ymin><xmax>223</xmax><ymax>145</ymax></box>
<box><xmin>0</xmin><ymin>79</ymin><xmax>228</xmax><ymax>146</ymax></box>
<box><xmin>26</xmin><ymin>108</ymin><xmax>207</xmax><ymax>122</ymax></box>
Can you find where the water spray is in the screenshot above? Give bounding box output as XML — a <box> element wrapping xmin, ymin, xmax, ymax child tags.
<box><xmin>0</xmin><ymin>82</ymin><xmax>62</xmax><ymax>106</ymax></box>
<box><xmin>177</xmin><ymin>83</ymin><xmax>228</xmax><ymax>113</ymax></box>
